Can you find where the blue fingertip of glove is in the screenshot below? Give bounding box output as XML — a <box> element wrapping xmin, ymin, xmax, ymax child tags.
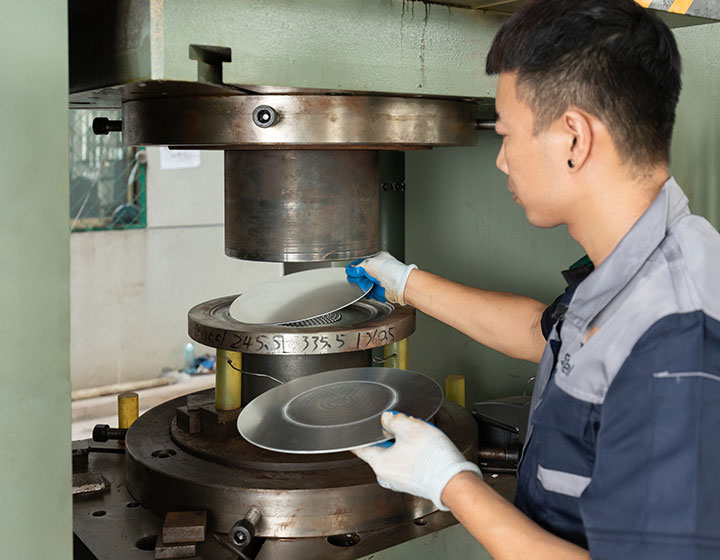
<box><xmin>345</xmin><ymin>264</ymin><xmax>387</xmax><ymax>303</ymax></box>
<box><xmin>347</xmin><ymin>273</ymin><xmax>374</xmax><ymax>293</ymax></box>
<box><xmin>374</xmin><ymin>438</ymin><xmax>396</xmax><ymax>448</ymax></box>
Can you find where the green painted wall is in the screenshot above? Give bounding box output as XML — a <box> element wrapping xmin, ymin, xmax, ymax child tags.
<box><xmin>405</xmin><ymin>19</ymin><xmax>720</xmax><ymax>409</ymax></box>
<box><xmin>158</xmin><ymin>0</ymin><xmax>503</xmax><ymax>96</ymax></box>
<box><xmin>0</xmin><ymin>3</ymin><xmax>71</xmax><ymax>559</ymax></box>
<box><xmin>671</xmin><ymin>22</ymin><xmax>720</xmax><ymax>229</ymax></box>
<box><xmin>72</xmin><ymin>0</ymin><xmax>504</xmax><ymax>99</ymax></box>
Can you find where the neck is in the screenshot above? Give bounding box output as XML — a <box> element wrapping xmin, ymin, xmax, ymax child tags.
<box><xmin>567</xmin><ymin>167</ymin><xmax>669</xmax><ymax>267</ymax></box>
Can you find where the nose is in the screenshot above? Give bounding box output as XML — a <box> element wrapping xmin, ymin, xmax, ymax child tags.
<box><xmin>496</xmin><ymin>141</ymin><xmax>509</xmax><ymax>175</ymax></box>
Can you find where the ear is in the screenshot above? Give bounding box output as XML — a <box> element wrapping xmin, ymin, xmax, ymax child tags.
<box><xmin>562</xmin><ymin>110</ymin><xmax>593</xmax><ymax>172</ymax></box>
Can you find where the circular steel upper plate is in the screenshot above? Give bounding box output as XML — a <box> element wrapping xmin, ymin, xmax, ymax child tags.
<box><xmin>237</xmin><ymin>367</ymin><xmax>442</xmax><ymax>454</ymax></box>
<box><xmin>229</xmin><ymin>269</ymin><xmax>370</xmax><ymax>325</ymax></box>
<box><xmin>122</xmin><ymin>94</ymin><xmax>478</xmax><ymax>148</ymax></box>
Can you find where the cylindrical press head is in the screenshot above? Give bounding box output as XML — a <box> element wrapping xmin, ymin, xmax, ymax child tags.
<box><xmin>224</xmin><ymin>150</ymin><xmax>379</xmax><ymax>262</ymax></box>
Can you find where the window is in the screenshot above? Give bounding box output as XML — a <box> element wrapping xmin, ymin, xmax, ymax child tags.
<box><xmin>69</xmin><ymin>109</ymin><xmax>146</xmax><ymax>232</ymax></box>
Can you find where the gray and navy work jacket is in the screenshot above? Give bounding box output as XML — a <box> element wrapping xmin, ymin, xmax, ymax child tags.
<box><xmin>515</xmin><ymin>178</ymin><xmax>720</xmax><ymax>559</ymax></box>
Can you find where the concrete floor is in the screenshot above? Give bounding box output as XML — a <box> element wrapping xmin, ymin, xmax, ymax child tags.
<box><xmin>71</xmin><ymin>373</ymin><xmax>216</xmax><ymax>440</ymax></box>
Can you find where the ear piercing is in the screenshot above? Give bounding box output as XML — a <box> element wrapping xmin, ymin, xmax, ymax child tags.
<box><xmin>568</xmin><ymin>159</ymin><xmax>575</xmax><ymax>168</ymax></box>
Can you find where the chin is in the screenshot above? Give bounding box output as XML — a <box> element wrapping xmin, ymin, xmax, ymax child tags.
<box><xmin>524</xmin><ymin>210</ymin><xmax>562</xmax><ymax>229</ymax></box>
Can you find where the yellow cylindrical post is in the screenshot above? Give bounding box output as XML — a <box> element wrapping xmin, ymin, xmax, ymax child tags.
<box><xmin>118</xmin><ymin>391</ymin><xmax>139</xmax><ymax>429</ymax></box>
<box><xmin>445</xmin><ymin>375</ymin><xmax>466</xmax><ymax>408</ymax></box>
<box><xmin>383</xmin><ymin>338</ymin><xmax>409</xmax><ymax>369</ymax></box>
<box><xmin>216</xmin><ymin>349</ymin><xmax>242</xmax><ymax>411</ymax></box>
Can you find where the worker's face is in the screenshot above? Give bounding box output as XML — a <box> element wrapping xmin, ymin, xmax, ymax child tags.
<box><xmin>494</xmin><ymin>73</ymin><xmax>571</xmax><ymax>228</ymax></box>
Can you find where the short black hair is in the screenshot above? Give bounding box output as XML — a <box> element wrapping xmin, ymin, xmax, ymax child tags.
<box><xmin>486</xmin><ymin>0</ymin><xmax>681</xmax><ymax>169</ymax></box>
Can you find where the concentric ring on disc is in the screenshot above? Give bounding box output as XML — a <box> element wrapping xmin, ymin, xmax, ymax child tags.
<box><xmin>237</xmin><ymin>367</ymin><xmax>443</xmax><ymax>454</ymax></box>
<box><xmin>283</xmin><ymin>381</ymin><xmax>398</xmax><ymax>428</ymax></box>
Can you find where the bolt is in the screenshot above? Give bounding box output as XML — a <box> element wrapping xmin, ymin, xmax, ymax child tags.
<box><xmin>92</xmin><ymin>424</ymin><xmax>128</xmax><ymax>442</ymax></box>
<box><xmin>252</xmin><ymin>105</ymin><xmax>278</xmax><ymax>128</ymax></box>
<box><xmin>229</xmin><ymin>506</ymin><xmax>261</xmax><ymax>550</ymax></box>
<box><xmin>92</xmin><ymin>117</ymin><xmax>122</xmax><ymax>135</ymax></box>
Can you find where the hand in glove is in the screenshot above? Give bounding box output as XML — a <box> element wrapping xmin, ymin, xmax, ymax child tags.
<box><xmin>345</xmin><ymin>251</ymin><xmax>417</xmax><ymax>305</ymax></box>
<box><xmin>354</xmin><ymin>411</ymin><xmax>482</xmax><ymax>511</ymax></box>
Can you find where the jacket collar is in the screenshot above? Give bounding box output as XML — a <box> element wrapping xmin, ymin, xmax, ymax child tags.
<box><xmin>564</xmin><ymin>177</ymin><xmax>690</xmax><ymax>330</ymax></box>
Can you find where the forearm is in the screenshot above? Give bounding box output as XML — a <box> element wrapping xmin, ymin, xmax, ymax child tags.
<box><xmin>404</xmin><ymin>269</ymin><xmax>547</xmax><ymax>363</ymax></box>
<box><xmin>442</xmin><ymin>472</ymin><xmax>590</xmax><ymax>560</ymax></box>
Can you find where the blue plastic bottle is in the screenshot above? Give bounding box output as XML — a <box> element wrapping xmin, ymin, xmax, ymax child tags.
<box><xmin>184</xmin><ymin>342</ymin><xmax>196</xmax><ymax>373</ymax></box>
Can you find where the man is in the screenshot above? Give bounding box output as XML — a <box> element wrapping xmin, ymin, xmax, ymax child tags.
<box><xmin>346</xmin><ymin>1</ymin><xmax>720</xmax><ymax>558</ymax></box>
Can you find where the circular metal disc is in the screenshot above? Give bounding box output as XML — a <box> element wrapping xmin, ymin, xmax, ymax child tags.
<box><xmin>229</xmin><ymin>269</ymin><xmax>370</xmax><ymax>325</ymax></box>
<box><xmin>237</xmin><ymin>367</ymin><xmax>442</xmax><ymax>454</ymax></box>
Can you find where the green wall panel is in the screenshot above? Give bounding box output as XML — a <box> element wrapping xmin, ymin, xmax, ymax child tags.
<box><xmin>159</xmin><ymin>0</ymin><xmax>503</xmax><ymax>95</ymax></box>
<box><xmin>671</xmin><ymin>22</ymin><xmax>720</xmax><ymax>228</ymax></box>
<box><xmin>71</xmin><ymin>0</ymin><xmax>504</xmax><ymax>98</ymax></box>
<box><xmin>0</xmin><ymin>3</ymin><xmax>71</xmax><ymax>559</ymax></box>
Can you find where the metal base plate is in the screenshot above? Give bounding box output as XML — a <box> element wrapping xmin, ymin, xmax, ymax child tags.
<box><xmin>125</xmin><ymin>390</ymin><xmax>476</xmax><ymax>538</ymax></box>
<box><xmin>73</xmin><ymin>443</ymin><xmax>459</xmax><ymax>560</ymax></box>
<box><xmin>73</xmin><ymin>440</ymin><xmax>515</xmax><ymax>560</ymax></box>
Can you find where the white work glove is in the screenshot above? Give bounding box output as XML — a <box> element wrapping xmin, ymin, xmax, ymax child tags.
<box><xmin>345</xmin><ymin>251</ymin><xmax>417</xmax><ymax>305</ymax></box>
<box><xmin>354</xmin><ymin>411</ymin><xmax>482</xmax><ymax>511</ymax></box>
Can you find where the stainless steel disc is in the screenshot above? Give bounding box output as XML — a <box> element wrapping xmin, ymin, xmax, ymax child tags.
<box><xmin>237</xmin><ymin>367</ymin><xmax>443</xmax><ymax>454</ymax></box>
<box><xmin>229</xmin><ymin>268</ymin><xmax>370</xmax><ymax>325</ymax></box>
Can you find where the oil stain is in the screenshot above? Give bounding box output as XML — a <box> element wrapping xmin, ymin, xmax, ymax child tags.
<box><xmin>399</xmin><ymin>0</ymin><xmax>433</xmax><ymax>89</ymax></box>
<box><xmin>419</xmin><ymin>1</ymin><xmax>430</xmax><ymax>89</ymax></box>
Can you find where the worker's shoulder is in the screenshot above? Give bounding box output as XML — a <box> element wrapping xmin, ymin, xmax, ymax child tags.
<box><xmin>659</xmin><ymin>212</ymin><xmax>720</xmax><ymax>321</ymax></box>
<box><xmin>556</xmin><ymin>214</ymin><xmax>720</xmax><ymax>405</ymax></box>
<box><xmin>612</xmin><ymin>211</ymin><xmax>720</xmax><ymax>364</ymax></box>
